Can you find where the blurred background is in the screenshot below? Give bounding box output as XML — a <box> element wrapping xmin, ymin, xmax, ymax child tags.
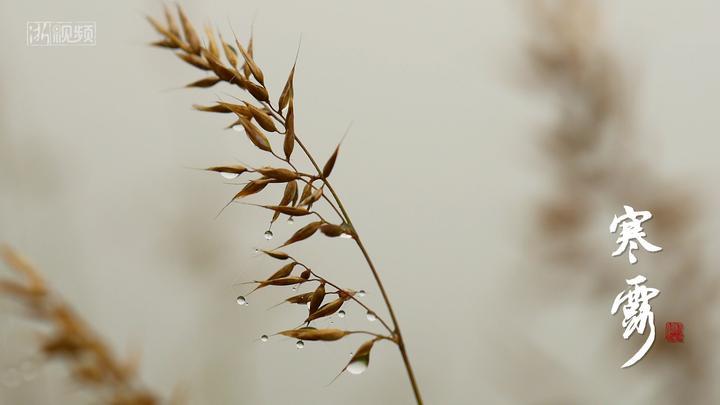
<box><xmin>2</xmin><ymin>0</ymin><xmax>720</xmax><ymax>403</ymax></box>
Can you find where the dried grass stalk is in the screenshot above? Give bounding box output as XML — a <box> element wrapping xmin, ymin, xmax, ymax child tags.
<box><xmin>148</xmin><ymin>5</ymin><xmax>423</xmax><ymax>404</ymax></box>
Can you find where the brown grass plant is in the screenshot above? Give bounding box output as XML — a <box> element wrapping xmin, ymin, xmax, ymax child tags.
<box><xmin>147</xmin><ymin>5</ymin><xmax>423</xmax><ymax>404</ymax></box>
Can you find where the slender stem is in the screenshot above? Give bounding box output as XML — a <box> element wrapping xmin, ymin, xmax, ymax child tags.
<box><xmin>288</xmin><ymin>130</ymin><xmax>424</xmax><ymax>405</ymax></box>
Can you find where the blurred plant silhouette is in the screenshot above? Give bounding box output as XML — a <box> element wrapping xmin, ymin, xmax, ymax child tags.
<box><xmin>526</xmin><ymin>0</ymin><xmax>719</xmax><ymax>403</ymax></box>
<box><xmin>0</xmin><ymin>247</ymin><xmax>161</xmax><ymax>405</ymax></box>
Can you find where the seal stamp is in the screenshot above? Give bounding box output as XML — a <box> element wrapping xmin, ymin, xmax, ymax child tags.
<box><xmin>665</xmin><ymin>321</ymin><xmax>684</xmax><ymax>343</ymax></box>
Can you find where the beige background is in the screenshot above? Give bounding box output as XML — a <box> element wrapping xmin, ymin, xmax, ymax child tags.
<box><xmin>1</xmin><ymin>0</ymin><xmax>720</xmax><ymax>403</ymax></box>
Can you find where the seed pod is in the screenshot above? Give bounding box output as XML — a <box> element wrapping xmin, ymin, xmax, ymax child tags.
<box><xmin>299</xmin><ymin>186</ymin><xmax>323</xmax><ymax>207</ymax></box>
<box><xmin>232</xmin><ymin>179</ymin><xmax>270</xmax><ymax>200</ymax></box>
<box><xmin>176</xmin><ymin>53</ymin><xmax>210</xmax><ymax>70</ymax></box>
<box><xmin>193</xmin><ymin>104</ymin><xmax>232</xmax><ymax>113</ymax></box>
<box><xmin>308</xmin><ymin>283</ymin><xmax>325</xmax><ymax>314</ymax></box>
<box><xmin>343</xmin><ymin>339</ymin><xmax>375</xmax><ymax>374</ymax></box>
<box><xmin>279</xmin><ymin>328</ymin><xmax>347</xmax><ymax>341</ymax></box>
<box><xmin>245</xmin><ymin>81</ymin><xmax>270</xmax><ymax>102</ymax></box>
<box><xmin>237</xmin><ymin>118</ymin><xmax>272</xmax><ymax>152</ymax></box>
<box><xmin>206</xmin><ymin>165</ymin><xmax>247</xmax><ymax>175</ymax></box>
<box><xmin>220</xmin><ymin>35</ymin><xmax>238</xmax><ymax>67</ymax></box>
<box><xmin>320</xmin><ymin>223</ymin><xmax>345</xmax><ymax>237</ymax></box>
<box><xmin>268</xmin><ymin>262</ymin><xmax>296</xmax><ymax>280</ymax></box>
<box><xmin>204</xmin><ymin>25</ymin><xmax>219</xmax><ymax>59</ymax></box>
<box><xmin>272</xmin><ymin>181</ymin><xmax>298</xmax><ymax>223</ymax></box>
<box><xmin>150</xmin><ymin>39</ymin><xmax>177</xmax><ymax>49</ymax></box>
<box><xmin>297</xmin><ymin>182</ymin><xmax>314</xmax><ymax>207</ymax></box>
<box><xmin>186</xmin><ymin>77</ymin><xmax>221</xmax><ymax>88</ymax></box>
<box><xmin>322</xmin><ymin>144</ymin><xmax>340</xmax><ymax>178</ymax></box>
<box><xmin>217</xmin><ymin>102</ymin><xmax>252</xmax><ymax>118</ymax></box>
<box><xmin>147</xmin><ymin>15</ymin><xmax>173</xmax><ymax>40</ymax></box>
<box><xmin>300</xmin><ymin>269</ymin><xmax>311</xmax><ymax>280</ymax></box>
<box><xmin>305</xmin><ymin>298</ymin><xmax>343</xmax><ymax>322</ymax></box>
<box><xmin>261</xmin><ymin>205</ymin><xmax>311</xmax><ymax>217</ymax></box>
<box><xmin>176</xmin><ymin>5</ymin><xmax>201</xmax><ymax>54</ymax></box>
<box><xmin>163</xmin><ymin>5</ymin><xmax>180</xmax><ymax>38</ymax></box>
<box><xmin>258</xmin><ymin>276</ymin><xmax>306</xmax><ymax>288</ymax></box>
<box><xmin>278</xmin><ymin>65</ymin><xmax>295</xmax><ymax>112</ymax></box>
<box><xmin>281</xmin><ymin>221</ymin><xmax>323</xmax><ymax>247</ymax></box>
<box><xmin>285</xmin><ymin>292</ymin><xmax>314</xmax><ymax>304</ymax></box>
<box><xmin>245</xmin><ymin>103</ymin><xmax>277</xmax><ymax>132</ymax></box>
<box><xmin>203</xmin><ymin>51</ymin><xmax>237</xmax><ymax>82</ymax></box>
<box><xmin>256</xmin><ymin>167</ymin><xmax>298</xmax><ymax>182</ymax></box>
<box><xmin>284</xmin><ymin>99</ymin><xmax>295</xmax><ymax>159</ymax></box>
<box><xmin>261</xmin><ymin>250</ymin><xmax>290</xmax><ymax>260</ymax></box>
<box><xmin>235</xmin><ymin>38</ymin><xmax>264</xmax><ymax>84</ymax></box>
<box><xmin>243</xmin><ymin>34</ymin><xmax>255</xmax><ymax>79</ymax></box>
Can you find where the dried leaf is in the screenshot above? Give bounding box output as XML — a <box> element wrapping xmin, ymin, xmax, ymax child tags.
<box><xmin>281</xmin><ymin>221</ymin><xmax>323</xmax><ymax>247</ymax></box>
<box><xmin>322</xmin><ymin>144</ymin><xmax>340</xmax><ymax>178</ymax></box>
<box><xmin>279</xmin><ymin>328</ymin><xmax>347</xmax><ymax>341</ymax></box>
<box><xmin>186</xmin><ymin>77</ymin><xmax>221</xmax><ymax>88</ymax></box>
<box><xmin>305</xmin><ymin>298</ymin><xmax>343</xmax><ymax>322</ymax></box>
<box><xmin>238</xmin><ymin>118</ymin><xmax>272</xmax><ymax>152</ymax></box>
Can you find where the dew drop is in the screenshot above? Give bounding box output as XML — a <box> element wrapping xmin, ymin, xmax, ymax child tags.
<box><xmin>346</xmin><ymin>358</ymin><xmax>368</xmax><ymax>375</ymax></box>
<box><xmin>306</xmin><ymin>302</ymin><xmax>311</xmax><ymax>309</ymax></box>
<box><xmin>358</xmin><ymin>290</ymin><xmax>366</xmax><ymax>297</ymax></box>
<box><xmin>366</xmin><ymin>311</ymin><xmax>376</xmax><ymax>322</ymax></box>
<box><xmin>292</xmin><ymin>285</ymin><xmax>298</xmax><ymax>291</ymax></box>
<box><xmin>296</xmin><ymin>340</ymin><xmax>304</xmax><ymax>349</ymax></box>
<box><xmin>287</xmin><ymin>217</ymin><xmax>294</xmax><ymax>224</ymax></box>
<box><xmin>260</xmin><ymin>335</ymin><xmax>268</xmax><ymax>342</ymax></box>
<box><xmin>236</xmin><ymin>296</ymin><xmax>248</xmax><ymax>306</ymax></box>
<box><xmin>264</xmin><ymin>230</ymin><xmax>274</xmax><ymax>240</ymax></box>
<box><xmin>338</xmin><ymin>310</ymin><xmax>346</xmax><ymax>318</ymax></box>
<box><xmin>219</xmin><ymin>171</ymin><xmax>240</xmax><ymax>180</ymax></box>
<box><xmin>232</xmin><ymin>124</ymin><xmax>245</xmax><ymax>133</ymax></box>
<box><xmin>340</xmin><ymin>232</ymin><xmax>353</xmax><ymax>239</ymax></box>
